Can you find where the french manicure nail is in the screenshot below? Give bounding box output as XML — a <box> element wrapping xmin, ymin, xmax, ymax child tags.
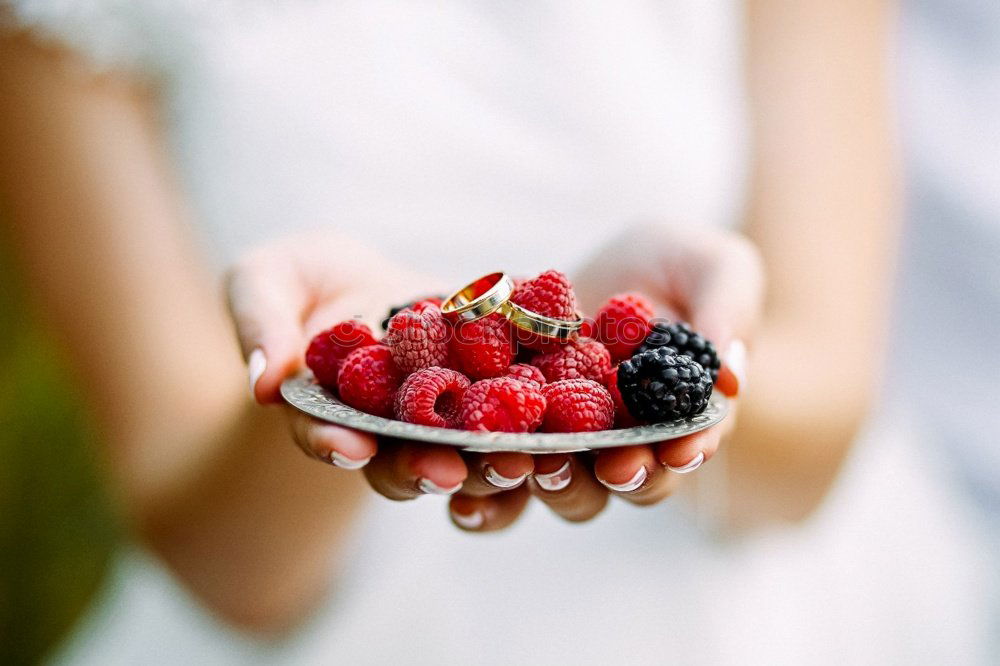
<box><xmin>600</xmin><ymin>466</ymin><xmax>647</xmax><ymax>493</ymax></box>
<box><xmin>484</xmin><ymin>465</ymin><xmax>527</xmax><ymax>489</ymax></box>
<box><xmin>724</xmin><ymin>339</ymin><xmax>747</xmax><ymax>388</ymax></box>
<box><xmin>667</xmin><ymin>451</ymin><xmax>705</xmax><ymax>474</ymax></box>
<box><xmin>533</xmin><ymin>460</ymin><xmax>572</xmax><ymax>492</ymax></box>
<box><xmin>451</xmin><ymin>509</ymin><xmax>484</xmax><ymax>530</ymax></box>
<box><xmin>329</xmin><ymin>451</ymin><xmax>372</xmax><ymax>470</ymax></box>
<box><xmin>248</xmin><ymin>348</ymin><xmax>266</xmax><ymax>399</ymax></box>
<box><xmin>418</xmin><ymin>478</ymin><xmax>463</xmax><ymax>496</ymax></box>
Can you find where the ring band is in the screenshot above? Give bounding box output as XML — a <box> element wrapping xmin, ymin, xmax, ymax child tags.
<box><xmin>441</xmin><ymin>272</ymin><xmax>515</xmax><ymax>323</ymax></box>
<box><xmin>501</xmin><ymin>301</ymin><xmax>584</xmax><ymax>340</ymax></box>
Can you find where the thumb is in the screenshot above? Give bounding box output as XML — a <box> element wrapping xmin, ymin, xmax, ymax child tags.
<box><xmin>687</xmin><ymin>234</ymin><xmax>764</xmax><ymax>381</ymax></box>
<box><xmin>225</xmin><ymin>255</ymin><xmax>310</xmax><ymax>404</ymax></box>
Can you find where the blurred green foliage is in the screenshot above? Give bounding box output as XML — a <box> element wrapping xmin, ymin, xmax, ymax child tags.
<box><xmin>0</xmin><ymin>237</ymin><xmax>120</xmax><ymax>664</ymax></box>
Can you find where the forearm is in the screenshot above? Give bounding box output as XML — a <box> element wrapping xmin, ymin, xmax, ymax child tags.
<box><xmin>0</xmin><ymin>35</ymin><xmax>371</xmax><ymax>631</ymax></box>
<box><xmin>730</xmin><ymin>0</ymin><xmax>898</xmax><ymax>524</ymax></box>
<box><xmin>138</xmin><ymin>400</ymin><xmax>369</xmax><ymax>632</ymax></box>
<box><xmin>723</xmin><ymin>320</ymin><xmax>879</xmax><ymax>525</ymax></box>
<box><xmin>6</xmin><ymin>201</ymin><xmax>372</xmax><ymax>631</ymax></box>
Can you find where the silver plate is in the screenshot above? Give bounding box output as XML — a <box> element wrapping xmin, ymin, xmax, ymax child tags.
<box><xmin>281</xmin><ymin>374</ymin><xmax>728</xmax><ymax>454</ymax></box>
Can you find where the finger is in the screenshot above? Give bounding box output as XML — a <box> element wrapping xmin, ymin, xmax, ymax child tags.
<box><xmin>715</xmin><ymin>363</ymin><xmax>740</xmax><ymax>398</ymax></box>
<box><xmin>225</xmin><ymin>250</ymin><xmax>311</xmax><ymax>404</ymax></box>
<box><xmin>651</xmin><ymin>301</ymin><xmax>685</xmax><ymax>323</ymax></box>
<box><xmin>287</xmin><ymin>409</ymin><xmax>377</xmax><ymax>468</ymax></box>
<box><xmin>720</xmin><ymin>338</ymin><xmax>748</xmax><ymax>394</ymax></box>
<box><xmin>364</xmin><ymin>437</ymin><xmax>468</xmax><ymax>501</ymax></box>
<box><xmin>654</xmin><ymin>427</ymin><xmax>723</xmax><ymax>473</ymax></box>
<box><xmin>529</xmin><ymin>454</ymin><xmax>609</xmax><ymax>522</ymax></box>
<box><xmin>458</xmin><ymin>451</ymin><xmax>534</xmax><ymax>497</ymax></box>
<box><xmin>593</xmin><ymin>445</ymin><xmax>679</xmax><ymax>506</ymax></box>
<box><xmin>688</xmin><ymin>233</ymin><xmax>764</xmax><ymax>352</ymax></box>
<box><xmin>449</xmin><ymin>485</ymin><xmax>532</xmax><ymax>532</ymax></box>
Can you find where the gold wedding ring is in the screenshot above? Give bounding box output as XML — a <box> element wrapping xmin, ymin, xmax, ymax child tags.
<box><xmin>442</xmin><ymin>270</ymin><xmax>585</xmax><ymax>340</ymax></box>
<box><xmin>501</xmin><ymin>301</ymin><xmax>584</xmax><ymax>340</ymax></box>
<box><xmin>441</xmin><ymin>272</ymin><xmax>515</xmax><ymax>323</ymax></box>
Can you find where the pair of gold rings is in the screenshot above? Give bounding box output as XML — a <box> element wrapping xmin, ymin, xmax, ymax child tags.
<box><xmin>441</xmin><ymin>272</ymin><xmax>583</xmax><ymax>340</ymax></box>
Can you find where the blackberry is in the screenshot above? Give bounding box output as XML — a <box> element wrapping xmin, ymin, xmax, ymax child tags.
<box><xmin>380</xmin><ymin>295</ymin><xmax>445</xmax><ymax>330</ymax></box>
<box><xmin>639</xmin><ymin>322</ymin><xmax>721</xmax><ymax>382</ymax></box>
<box><xmin>617</xmin><ymin>347</ymin><xmax>713</xmax><ymax>422</ymax></box>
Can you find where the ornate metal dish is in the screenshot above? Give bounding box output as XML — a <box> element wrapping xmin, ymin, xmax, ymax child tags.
<box><xmin>281</xmin><ymin>374</ymin><xmax>727</xmax><ymax>454</ymax></box>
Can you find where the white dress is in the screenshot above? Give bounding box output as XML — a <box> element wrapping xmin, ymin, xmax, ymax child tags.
<box><xmin>897</xmin><ymin>0</ymin><xmax>1000</xmax><ymax>653</ymax></box>
<box><xmin>3</xmin><ymin>2</ymin><xmax>991</xmax><ymax>664</ymax></box>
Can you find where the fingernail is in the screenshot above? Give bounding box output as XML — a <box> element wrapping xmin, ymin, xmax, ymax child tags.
<box><xmin>418</xmin><ymin>478</ymin><xmax>463</xmax><ymax>496</ymax></box>
<box><xmin>724</xmin><ymin>339</ymin><xmax>747</xmax><ymax>388</ymax></box>
<box><xmin>248</xmin><ymin>348</ymin><xmax>266</xmax><ymax>399</ymax></box>
<box><xmin>599</xmin><ymin>465</ymin><xmax>647</xmax><ymax>493</ymax></box>
<box><xmin>533</xmin><ymin>460</ymin><xmax>572</xmax><ymax>492</ymax></box>
<box><xmin>329</xmin><ymin>451</ymin><xmax>372</xmax><ymax>470</ymax></box>
<box><xmin>666</xmin><ymin>451</ymin><xmax>705</xmax><ymax>474</ymax></box>
<box><xmin>451</xmin><ymin>508</ymin><xmax>484</xmax><ymax>530</ymax></box>
<box><xmin>484</xmin><ymin>465</ymin><xmax>527</xmax><ymax>489</ymax></box>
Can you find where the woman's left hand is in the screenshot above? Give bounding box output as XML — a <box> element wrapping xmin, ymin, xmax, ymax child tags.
<box><xmin>448</xmin><ymin>223</ymin><xmax>763</xmax><ymax>529</ymax></box>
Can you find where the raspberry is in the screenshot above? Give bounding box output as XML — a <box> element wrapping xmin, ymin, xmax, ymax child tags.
<box><xmin>638</xmin><ymin>321</ymin><xmax>721</xmax><ymax>382</ymax></box>
<box><xmin>617</xmin><ymin>347</ymin><xmax>713</xmax><ymax>422</ymax></box>
<box><xmin>394</xmin><ymin>366</ymin><xmax>470</xmax><ymax>428</ymax></box>
<box><xmin>305</xmin><ymin>320</ymin><xmax>378</xmax><ymax>389</ymax></box>
<box><xmin>449</xmin><ymin>313</ymin><xmax>514</xmax><ymax>379</ymax></box>
<box><xmin>380</xmin><ymin>295</ymin><xmax>445</xmax><ymax>330</ymax></box>
<box><xmin>529</xmin><ymin>338</ymin><xmax>612</xmax><ymax>384</ymax></box>
<box><xmin>384</xmin><ymin>303</ymin><xmax>450</xmax><ymax>373</ymax></box>
<box><xmin>337</xmin><ymin>345</ymin><xmax>405</xmax><ymax>417</ymax></box>
<box><xmin>590</xmin><ymin>293</ymin><xmax>655</xmax><ymax>363</ymax></box>
<box><xmin>511</xmin><ymin>269</ymin><xmax>577</xmax><ymax>319</ymax></box>
<box><xmin>605</xmin><ymin>366</ymin><xmax>640</xmax><ymax>428</ymax></box>
<box><xmin>505</xmin><ymin>363</ymin><xmax>546</xmax><ymax>389</ymax></box>
<box><xmin>541</xmin><ymin>379</ymin><xmax>615</xmax><ymax>433</ymax></box>
<box><xmin>458</xmin><ymin>377</ymin><xmax>546</xmax><ymax>432</ymax></box>
<box><xmin>510</xmin><ymin>270</ymin><xmax>579</xmax><ymax>350</ymax></box>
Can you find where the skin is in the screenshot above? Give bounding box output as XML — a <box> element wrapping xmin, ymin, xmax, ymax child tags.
<box><xmin>227</xmin><ymin>227</ymin><xmax>748</xmax><ymax>534</ymax></box>
<box><xmin>0</xmin><ymin>0</ymin><xmax>896</xmax><ymax>633</ymax></box>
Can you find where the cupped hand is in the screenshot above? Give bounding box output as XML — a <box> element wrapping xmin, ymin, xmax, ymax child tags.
<box><xmin>225</xmin><ymin>233</ymin><xmax>535</xmax><ymax>530</ymax></box>
<box><xmin>490</xmin><ymin>222</ymin><xmax>764</xmax><ymax>526</ymax></box>
<box><xmin>225</xmin><ymin>226</ymin><xmax>763</xmax><ymax>533</ymax></box>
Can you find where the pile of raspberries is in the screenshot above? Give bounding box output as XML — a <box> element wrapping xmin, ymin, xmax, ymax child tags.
<box><xmin>305</xmin><ymin>270</ymin><xmax>734</xmax><ymax>433</ymax></box>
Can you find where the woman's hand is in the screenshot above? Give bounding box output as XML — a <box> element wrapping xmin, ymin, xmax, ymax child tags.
<box><xmin>500</xmin><ymin>223</ymin><xmax>764</xmax><ymax>525</ymax></box>
<box><xmin>225</xmin><ymin>225</ymin><xmax>762</xmax><ymax>533</ymax></box>
<box><xmin>225</xmin><ymin>233</ymin><xmax>537</xmax><ymax>530</ymax></box>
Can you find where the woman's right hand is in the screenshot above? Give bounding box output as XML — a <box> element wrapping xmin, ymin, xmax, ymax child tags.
<box><xmin>225</xmin><ymin>233</ymin><xmax>536</xmax><ymax>529</ymax></box>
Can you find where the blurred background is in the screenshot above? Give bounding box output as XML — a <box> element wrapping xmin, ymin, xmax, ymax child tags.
<box><xmin>0</xmin><ymin>236</ymin><xmax>119</xmax><ymax>664</ymax></box>
<box><xmin>1</xmin><ymin>1</ymin><xmax>998</xmax><ymax>664</ymax></box>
